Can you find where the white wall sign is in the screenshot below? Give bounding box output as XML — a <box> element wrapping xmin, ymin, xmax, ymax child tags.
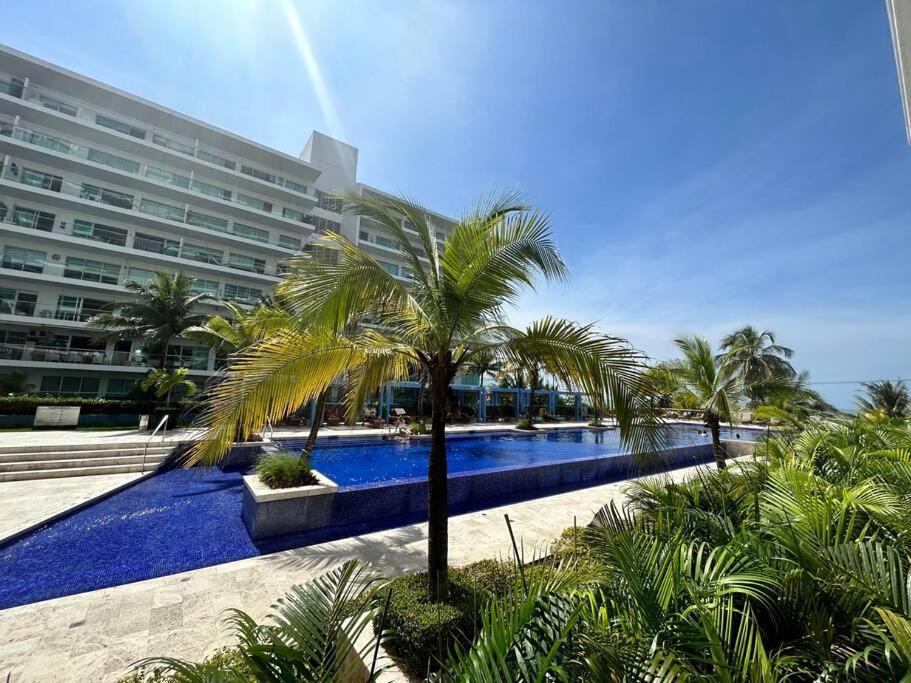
<box><xmin>34</xmin><ymin>406</ymin><xmax>81</xmax><ymax>428</ymax></box>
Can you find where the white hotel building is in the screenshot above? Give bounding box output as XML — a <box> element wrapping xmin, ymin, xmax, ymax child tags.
<box><xmin>0</xmin><ymin>44</ymin><xmax>454</xmax><ymax>398</ymax></box>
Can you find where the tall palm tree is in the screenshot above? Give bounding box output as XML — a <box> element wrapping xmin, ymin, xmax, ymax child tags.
<box><xmin>671</xmin><ymin>336</ymin><xmax>743</xmax><ymax>469</ymax></box>
<box><xmin>855</xmin><ymin>379</ymin><xmax>910</xmax><ymax>419</ymax></box>
<box><xmin>89</xmin><ymin>272</ymin><xmax>212</xmax><ymax>368</ymax></box>
<box><xmin>719</xmin><ymin>325</ymin><xmax>794</xmax><ymax>405</ymax></box>
<box><xmin>189</xmin><ymin>190</ymin><xmax>658</xmax><ymax>601</ymax></box>
<box><xmin>464</xmin><ymin>347</ymin><xmax>498</xmax><ymax>387</ymax></box>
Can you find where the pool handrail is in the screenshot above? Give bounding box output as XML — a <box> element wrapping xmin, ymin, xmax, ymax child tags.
<box><xmin>142</xmin><ymin>414</ymin><xmax>169</xmax><ymax>472</ymax></box>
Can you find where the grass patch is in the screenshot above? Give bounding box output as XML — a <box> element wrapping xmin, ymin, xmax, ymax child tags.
<box><xmin>256</xmin><ymin>450</ymin><xmax>318</xmax><ymax>489</ymax></box>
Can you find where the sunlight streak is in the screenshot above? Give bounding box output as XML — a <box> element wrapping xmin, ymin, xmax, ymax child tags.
<box><xmin>283</xmin><ymin>0</ymin><xmax>345</xmax><ymax>140</ymax></box>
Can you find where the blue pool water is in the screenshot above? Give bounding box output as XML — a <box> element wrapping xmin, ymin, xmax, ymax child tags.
<box><xmin>286</xmin><ymin>423</ymin><xmax>758</xmax><ymax>489</ymax></box>
<box><xmin>0</xmin><ymin>424</ymin><xmax>759</xmax><ymax>609</ymax></box>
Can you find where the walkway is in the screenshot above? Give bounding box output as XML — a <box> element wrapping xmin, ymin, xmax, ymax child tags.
<box><xmin>0</xmin><ymin>459</ymin><xmax>708</xmax><ymax>682</ymax></box>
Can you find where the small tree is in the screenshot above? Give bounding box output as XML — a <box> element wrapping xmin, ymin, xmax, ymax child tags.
<box><xmin>89</xmin><ymin>272</ymin><xmax>212</xmax><ymax>368</ymax></box>
<box><xmin>142</xmin><ymin>368</ymin><xmax>196</xmax><ymax>407</ymax></box>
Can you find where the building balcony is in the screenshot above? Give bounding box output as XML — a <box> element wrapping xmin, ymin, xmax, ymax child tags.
<box><xmin>0</xmin><ymin>207</ymin><xmax>285</xmax><ymax>284</ymax></box>
<box><xmin>0</xmin><ymin>74</ymin><xmax>322</xmax><ymax>205</ymax></box>
<box><xmin>0</xmin><ymin>343</ymin><xmax>213</xmax><ymax>373</ymax></box>
<box><xmin>0</xmin><ymin>158</ymin><xmax>310</xmax><ymax>259</ymax></box>
<box><xmin>0</xmin><ymin>130</ymin><xmax>316</xmax><ymax>246</ymax></box>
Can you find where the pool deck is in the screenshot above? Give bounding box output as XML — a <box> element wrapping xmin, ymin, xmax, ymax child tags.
<box><xmin>0</xmin><ymin>420</ymin><xmax>726</xmax><ymax>681</ymax></box>
<box><xmin>0</xmin><ymin>455</ymin><xmax>720</xmax><ymax>682</ymax></box>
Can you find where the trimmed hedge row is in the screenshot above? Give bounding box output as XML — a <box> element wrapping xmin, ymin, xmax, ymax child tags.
<box><xmin>0</xmin><ymin>395</ymin><xmax>200</xmax><ymax>415</ymax></box>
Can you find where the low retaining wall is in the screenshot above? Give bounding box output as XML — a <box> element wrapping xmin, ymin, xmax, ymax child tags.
<box><xmin>243</xmin><ymin>440</ymin><xmax>754</xmax><ymax>540</ymax></box>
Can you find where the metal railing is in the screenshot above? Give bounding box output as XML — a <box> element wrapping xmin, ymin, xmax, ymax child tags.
<box><xmin>0</xmin><ymin>75</ymin><xmax>316</xmax><ymax>198</ymax></box>
<box><xmin>0</xmin><ymin>343</ymin><xmax>210</xmax><ymax>370</ymax></box>
<box><xmin>0</xmin><ymin>156</ymin><xmax>308</xmax><ymax>253</ymax></box>
<box><xmin>142</xmin><ymin>414</ymin><xmax>169</xmax><ymax>472</ymax></box>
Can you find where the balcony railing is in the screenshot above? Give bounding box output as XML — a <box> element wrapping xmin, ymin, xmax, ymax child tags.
<box><xmin>0</xmin><ymin>153</ymin><xmax>309</xmax><ymax>251</ymax></box>
<box><xmin>0</xmin><ymin>73</ymin><xmax>316</xmax><ymax>199</ymax></box>
<box><xmin>0</xmin><ymin>123</ymin><xmax>317</xmax><ymax>233</ymax></box>
<box><xmin>0</xmin><ymin>343</ymin><xmax>211</xmax><ymax>370</ymax></box>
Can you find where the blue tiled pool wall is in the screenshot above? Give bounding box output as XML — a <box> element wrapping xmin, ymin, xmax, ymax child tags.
<box><xmin>314</xmin><ymin>442</ymin><xmax>716</xmax><ymax>530</ymax></box>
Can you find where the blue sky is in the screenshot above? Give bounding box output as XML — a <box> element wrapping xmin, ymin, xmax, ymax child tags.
<box><xmin>2</xmin><ymin>1</ymin><xmax>908</xmax><ymax>408</ymax></box>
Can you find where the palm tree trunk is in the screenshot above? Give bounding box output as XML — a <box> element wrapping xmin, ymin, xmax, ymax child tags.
<box><xmin>301</xmin><ymin>390</ymin><xmax>327</xmax><ymax>462</ymax></box>
<box><xmin>158</xmin><ymin>337</ymin><xmax>170</xmax><ymax>370</ymax></box>
<box><xmin>707</xmin><ymin>413</ymin><xmax>727</xmax><ymax>469</ymax></box>
<box><xmin>525</xmin><ymin>367</ymin><xmax>539</xmax><ymax>424</ymax></box>
<box><xmin>427</xmin><ymin>371</ymin><xmax>449</xmax><ymax>601</ymax></box>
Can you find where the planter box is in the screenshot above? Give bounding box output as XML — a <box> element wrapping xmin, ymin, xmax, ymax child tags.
<box><xmin>241</xmin><ymin>470</ymin><xmax>339</xmax><ymax>539</ymax></box>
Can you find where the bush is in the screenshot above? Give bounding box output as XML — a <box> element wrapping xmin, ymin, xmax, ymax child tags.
<box><xmin>379</xmin><ymin>569</ymin><xmax>492</xmax><ymax>673</ymax></box>
<box><xmin>459</xmin><ymin>558</ymin><xmax>518</xmax><ymax>595</ymax></box>
<box><xmin>408</xmin><ymin>419</ymin><xmax>430</xmax><ymax>434</ymax></box>
<box><xmin>120</xmin><ymin>648</ymin><xmax>250</xmax><ymax>682</ymax></box>
<box><xmin>516</xmin><ymin>417</ymin><xmax>535</xmax><ymax>430</ymax></box>
<box><xmin>0</xmin><ymin>394</ymin><xmax>201</xmax><ymax>416</ymax></box>
<box><xmin>256</xmin><ymin>450</ymin><xmax>317</xmax><ymax>489</ymax></box>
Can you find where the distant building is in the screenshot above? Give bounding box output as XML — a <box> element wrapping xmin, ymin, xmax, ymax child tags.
<box><xmin>887</xmin><ymin>0</ymin><xmax>911</xmax><ymax>143</ymax></box>
<box><xmin>0</xmin><ymin>44</ymin><xmax>454</xmax><ymax>397</ymax></box>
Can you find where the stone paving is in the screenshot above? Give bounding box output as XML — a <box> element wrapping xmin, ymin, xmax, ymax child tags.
<box><xmin>0</xmin><ymin>472</ymin><xmax>145</xmax><ymax>544</ymax></box>
<box><xmin>0</xmin><ymin>458</ymin><xmax>710</xmax><ymax>683</ymax></box>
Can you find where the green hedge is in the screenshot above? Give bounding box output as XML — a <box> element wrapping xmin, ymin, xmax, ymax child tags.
<box><xmin>0</xmin><ymin>395</ymin><xmax>200</xmax><ymax>415</ymax></box>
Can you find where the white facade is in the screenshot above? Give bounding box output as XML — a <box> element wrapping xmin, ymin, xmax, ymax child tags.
<box><xmin>0</xmin><ymin>44</ymin><xmax>453</xmax><ymax>397</ymax></box>
<box><xmin>887</xmin><ymin>0</ymin><xmax>911</xmax><ymax>144</ymax></box>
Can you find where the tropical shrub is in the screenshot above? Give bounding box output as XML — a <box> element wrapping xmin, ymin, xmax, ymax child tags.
<box><xmin>379</xmin><ymin>568</ymin><xmax>493</xmax><ymax>673</ymax></box>
<box><xmin>516</xmin><ymin>417</ymin><xmax>535</xmax><ymax>430</ymax></box>
<box><xmin>255</xmin><ymin>451</ymin><xmax>317</xmax><ymax>489</ymax></box>
<box><xmin>134</xmin><ymin>560</ymin><xmax>384</xmax><ymax>682</ymax></box>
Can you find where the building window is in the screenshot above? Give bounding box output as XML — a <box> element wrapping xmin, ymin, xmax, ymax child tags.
<box><xmin>39</xmin><ymin>375</ymin><xmax>100</xmax><ymax>397</ymax></box>
<box><xmin>40</xmin><ymin>95</ymin><xmax>78</xmax><ymax>116</ymax></box>
<box><xmin>87</xmin><ymin>149</ymin><xmax>140</xmax><ymax>174</ymax></box>
<box><xmin>400</xmin><ymin>266</ymin><xmax>415</xmax><ymax>280</ymax></box>
<box><xmin>72</xmin><ymin>219</ymin><xmax>128</xmax><ymax>246</ymax></box>
<box><xmin>284</xmin><ymin>178</ymin><xmax>308</xmax><ymax>194</ymax></box>
<box><xmin>55</xmin><ymin>296</ymin><xmax>107</xmax><ymax>322</ymax></box>
<box><xmin>191</xmin><ymin>279</ymin><xmax>219</xmax><ymax>297</ymax></box>
<box><xmin>181</xmin><ymin>242</ymin><xmax>223</xmax><ymax>265</ymax></box>
<box><xmin>282</xmin><ymin>207</ymin><xmax>305</xmax><ymax>222</ymax></box>
<box><xmin>22</xmin><ymin>130</ymin><xmax>72</xmax><ymax>154</ymax></box>
<box><xmin>0</xmin><ymin>329</ymin><xmax>28</xmax><ymax>345</ymax></box>
<box><xmin>81</xmin><ymin>184</ymin><xmax>134</xmax><ymax>209</ymax></box>
<box><xmin>192</xmin><ymin>179</ymin><xmax>232</xmax><ymax>201</ymax></box>
<box><xmin>308</xmin><ymin>215</ymin><xmax>341</xmax><ymax>233</ymax></box>
<box><xmin>1</xmin><ymin>246</ymin><xmax>45</xmax><ymax>273</ymax></box>
<box><xmin>63</xmin><ymin>257</ymin><xmax>121</xmax><ymax>285</ymax></box>
<box><xmin>152</xmin><ymin>133</ymin><xmax>195</xmax><ymax>156</ymax></box>
<box><xmin>145</xmin><ymin>165</ymin><xmax>190</xmax><ymax>189</ymax></box>
<box><xmin>223</xmin><ymin>284</ymin><xmax>263</xmax><ymax>305</ymax></box>
<box><xmin>186</xmin><ymin>210</ymin><xmax>228</xmax><ymax>233</ymax></box>
<box><xmin>165</xmin><ymin>345</ymin><xmax>209</xmax><ymax>370</ymax></box>
<box><xmin>314</xmin><ymin>189</ymin><xmax>343</xmax><ymax>213</ymax></box>
<box><xmin>359</xmin><ymin>230</ymin><xmax>370</xmax><ymax>242</ymax></box>
<box><xmin>95</xmin><ymin>114</ymin><xmax>146</xmax><ymax>139</ymax></box>
<box><xmin>21</xmin><ymin>168</ymin><xmax>63</xmax><ymax>192</ymax></box>
<box><xmin>106</xmin><ymin>378</ymin><xmax>137</xmax><ymax>397</ymax></box>
<box><xmin>232</xmin><ymin>223</ymin><xmax>270</xmax><ymax>243</ymax></box>
<box><xmin>133</xmin><ymin>232</ymin><xmax>180</xmax><ymax>257</ymax></box>
<box><xmin>375</xmin><ymin>235</ymin><xmax>396</xmax><ymax>249</ymax></box>
<box><xmin>197</xmin><ymin>149</ymin><xmax>236</xmax><ymax>170</ymax></box>
<box><xmin>0</xmin><ymin>288</ymin><xmax>37</xmax><ymax>316</ymax></box>
<box><xmin>13</xmin><ymin>206</ymin><xmax>55</xmax><ymax>231</ymax></box>
<box><xmin>228</xmin><ymin>253</ymin><xmax>265</xmax><ymax>274</ymax></box>
<box><xmin>378</xmin><ymin>261</ymin><xmax>399</xmax><ymax>276</ymax></box>
<box><xmin>139</xmin><ymin>198</ymin><xmax>185</xmax><ymax>222</ymax></box>
<box><xmin>278</xmin><ymin>235</ymin><xmax>301</xmax><ymax>250</ymax></box>
<box><xmin>126</xmin><ymin>267</ymin><xmax>157</xmax><ymax>286</ymax></box>
<box><xmin>240</xmin><ymin>164</ymin><xmax>276</xmax><ymax>185</ymax></box>
<box><xmin>236</xmin><ymin>193</ymin><xmax>272</xmax><ymax>213</ymax></box>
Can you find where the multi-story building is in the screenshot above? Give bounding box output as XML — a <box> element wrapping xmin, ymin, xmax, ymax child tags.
<box><xmin>888</xmin><ymin>0</ymin><xmax>911</xmax><ymax>144</ymax></box>
<box><xmin>0</xmin><ymin>43</ymin><xmax>455</xmax><ymax>398</ymax></box>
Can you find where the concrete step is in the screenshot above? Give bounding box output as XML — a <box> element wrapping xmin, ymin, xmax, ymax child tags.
<box><xmin>0</xmin><ymin>441</ymin><xmax>160</xmax><ymax>455</ymax></box>
<box><xmin>0</xmin><ymin>454</ymin><xmax>169</xmax><ymax>473</ymax></box>
<box><xmin>0</xmin><ymin>446</ymin><xmax>173</xmax><ymax>463</ymax></box>
<box><xmin>0</xmin><ymin>463</ymin><xmax>161</xmax><ymax>482</ymax></box>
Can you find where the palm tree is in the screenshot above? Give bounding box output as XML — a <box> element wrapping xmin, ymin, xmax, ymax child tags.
<box><xmin>464</xmin><ymin>348</ymin><xmax>498</xmax><ymax>387</ymax></box>
<box><xmin>719</xmin><ymin>325</ymin><xmax>794</xmax><ymax>405</ymax></box>
<box><xmin>189</xmin><ymin>190</ymin><xmax>658</xmax><ymax>601</ymax></box>
<box><xmin>855</xmin><ymin>379</ymin><xmax>910</xmax><ymax>419</ymax></box>
<box><xmin>670</xmin><ymin>335</ymin><xmax>743</xmax><ymax>469</ymax></box>
<box><xmin>185</xmin><ymin>300</ymin><xmax>295</xmax><ymax>357</ymax></box>
<box><xmin>89</xmin><ymin>271</ymin><xmax>212</xmax><ymax>368</ymax></box>
<box><xmin>141</xmin><ymin>368</ymin><xmax>196</xmax><ymax>407</ymax></box>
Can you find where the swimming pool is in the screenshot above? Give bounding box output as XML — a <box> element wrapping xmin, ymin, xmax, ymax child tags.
<box><xmin>0</xmin><ymin>424</ymin><xmax>760</xmax><ymax>609</ymax></box>
<box><xmin>283</xmin><ymin>423</ymin><xmax>759</xmax><ymax>490</ymax></box>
